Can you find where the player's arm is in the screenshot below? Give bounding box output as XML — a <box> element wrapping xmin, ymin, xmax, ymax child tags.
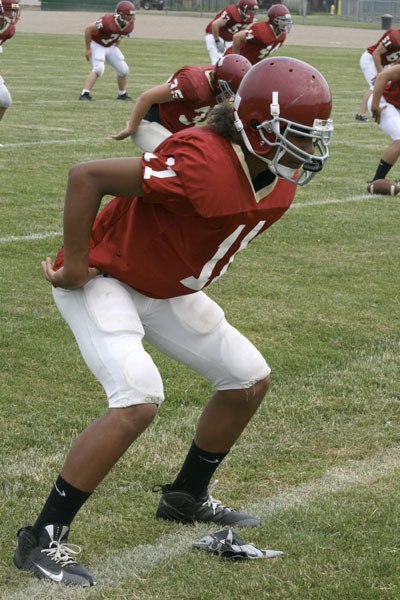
<box><xmin>370</xmin><ymin>65</ymin><xmax>400</xmax><ymax>122</ymax></box>
<box><xmin>372</xmin><ymin>43</ymin><xmax>388</xmax><ymax>72</ymax></box>
<box><xmin>212</xmin><ymin>17</ymin><xmax>226</xmax><ymax>51</ymax></box>
<box><xmin>112</xmin><ymin>83</ymin><xmax>173</xmax><ymax>140</ymax></box>
<box><xmin>42</xmin><ymin>158</ymin><xmax>143</xmax><ymax>289</ymax></box>
<box><xmin>84</xmin><ymin>23</ymin><xmax>97</xmax><ymax>60</ymax></box>
<box><xmin>231</xmin><ymin>30</ymin><xmax>247</xmax><ymax>54</ymax></box>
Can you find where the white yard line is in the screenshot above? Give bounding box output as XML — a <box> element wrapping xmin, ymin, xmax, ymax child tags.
<box><xmin>6</xmin><ymin>444</ymin><xmax>400</xmax><ymax>599</ymax></box>
<box><xmin>0</xmin><ymin>194</ymin><xmax>381</xmax><ymax>245</ymax></box>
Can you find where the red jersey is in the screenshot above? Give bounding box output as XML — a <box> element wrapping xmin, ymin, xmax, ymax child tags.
<box><xmin>382</xmin><ymin>78</ymin><xmax>400</xmax><ymax>107</ymax></box>
<box><xmin>225</xmin><ymin>22</ymin><xmax>285</xmax><ymax>65</ymax></box>
<box><xmin>205</xmin><ymin>5</ymin><xmax>255</xmax><ymax>42</ymax></box>
<box><xmin>0</xmin><ymin>21</ymin><xmax>15</xmax><ymax>47</ymax></box>
<box><xmin>91</xmin><ymin>13</ymin><xmax>134</xmax><ymax>48</ymax></box>
<box><xmin>159</xmin><ymin>65</ymin><xmax>217</xmax><ymax>132</ymax></box>
<box><xmin>367</xmin><ymin>29</ymin><xmax>400</xmax><ymax>66</ymax></box>
<box><xmin>55</xmin><ymin>128</ymin><xmax>296</xmax><ymax>299</ymax></box>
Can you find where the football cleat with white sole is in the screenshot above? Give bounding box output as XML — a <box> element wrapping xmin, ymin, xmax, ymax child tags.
<box><xmin>154</xmin><ymin>480</ymin><xmax>261</xmax><ymax>528</ymax></box>
<box><xmin>14</xmin><ymin>524</ymin><xmax>95</xmax><ymax>587</ymax></box>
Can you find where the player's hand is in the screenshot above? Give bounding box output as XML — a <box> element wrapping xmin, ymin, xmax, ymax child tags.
<box><xmin>215</xmin><ymin>38</ymin><xmax>225</xmax><ymax>53</ymax></box>
<box><xmin>85</xmin><ymin>49</ymin><xmax>91</xmax><ymax>61</ymax></box>
<box><xmin>371</xmin><ymin>104</ymin><xmax>385</xmax><ymax>124</ymax></box>
<box><xmin>112</xmin><ymin>121</ymin><xmax>135</xmax><ymax>141</ymax></box>
<box><xmin>41</xmin><ymin>257</ymin><xmax>100</xmax><ymax>289</ymax></box>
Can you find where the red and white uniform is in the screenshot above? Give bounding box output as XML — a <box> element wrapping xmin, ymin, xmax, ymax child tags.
<box><xmin>92</xmin><ymin>13</ymin><xmax>134</xmax><ymax>47</ymax></box>
<box><xmin>158</xmin><ymin>65</ymin><xmax>217</xmax><ymax>132</ymax></box>
<box><xmin>0</xmin><ymin>20</ymin><xmax>15</xmax><ymax>109</ymax></box>
<box><xmin>205</xmin><ymin>4</ymin><xmax>254</xmax><ymax>42</ymax></box>
<box><xmin>89</xmin><ymin>13</ymin><xmax>133</xmax><ymax>78</ymax></box>
<box><xmin>360</xmin><ymin>29</ymin><xmax>400</xmax><ymax>89</ymax></box>
<box><xmin>368</xmin><ymin>77</ymin><xmax>400</xmax><ymax>141</ymax></box>
<box><xmin>53</xmin><ymin>127</ymin><xmax>292</xmax><ymax>407</ymax></box>
<box><xmin>55</xmin><ymin>127</ymin><xmax>296</xmax><ymax>298</ymax></box>
<box><xmin>205</xmin><ymin>4</ymin><xmax>255</xmax><ymax>64</ymax></box>
<box><xmin>225</xmin><ymin>21</ymin><xmax>285</xmax><ymax>65</ymax></box>
<box><xmin>367</xmin><ymin>29</ymin><xmax>400</xmax><ymax>66</ymax></box>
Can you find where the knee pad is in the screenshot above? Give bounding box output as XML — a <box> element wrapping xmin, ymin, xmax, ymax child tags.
<box><xmin>117</xmin><ymin>62</ymin><xmax>129</xmax><ymax>77</ymax></box>
<box><xmin>121</xmin><ymin>345</ymin><xmax>164</xmax><ymax>406</ymax></box>
<box><xmin>93</xmin><ymin>64</ymin><xmax>105</xmax><ymax>78</ymax></box>
<box><xmin>0</xmin><ymin>81</ymin><xmax>12</xmax><ymax>108</ymax></box>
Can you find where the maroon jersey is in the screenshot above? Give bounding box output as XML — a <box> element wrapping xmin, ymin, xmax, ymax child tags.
<box><xmin>0</xmin><ymin>21</ymin><xmax>15</xmax><ymax>47</ymax></box>
<box><xmin>158</xmin><ymin>65</ymin><xmax>217</xmax><ymax>132</ymax></box>
<box><xmin>205</xmin><ymin>5</ymin><xmax>255</xmax><ymax>42</ymax></box>
<box><xmin>225</xmin><ymin>22</ymin><xmax>285</xmax><ymax>65</ymax></box>
<box><xmin>382</xmin><ymin>78</ymin><xmax>400</xmax><ymax>107</ymax></box>
<box><xmin>55</xmin><ymin>127</ymin><xmax>296</xmax><ymax>299</ymax></box>
<box><xmin>367</xmin><ymin>29</ymin><xmax>400</xmax><ymax>66</ymax></box>
<box><xmin>91</xmin><ymin>13</ymin><xmax>134</xmax><ymax>47</ymax></box>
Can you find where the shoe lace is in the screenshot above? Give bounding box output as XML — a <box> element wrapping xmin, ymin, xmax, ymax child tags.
<box><xmin>203</xmin><ymin>480</ymin><xmax>233</xmax><ymax>515</ymax></box>
<box><xmin>41</xmin><ymin>540</ymin><xmax>82</xmax><ymax>566</ymax></box>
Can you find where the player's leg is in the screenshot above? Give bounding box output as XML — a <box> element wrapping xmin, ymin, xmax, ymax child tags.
<box><xmin>107</xmin><ymin>45</ymin><xmax>131</xmax><ymax>100</ymax></box>
<box><xmin>14</xmin><ymin>277</ymin><xmax>163</xmax><ymax>586</ymax></box>
<box><xmin>79</xmin><ymin>41</ymin><xmax>106</xmax><ymax>100</ymax></box>
<box><xmin>142</xmin><ymin>291</ymin><xmax>270</xmax><ymax>527</ymax></box>
<box><xmin>0</xmin><ymin>76</ymin><xmax>12</xmax><ymax>145</ymax></box>
<box><xmin>356</xmin><ymin>51</ymin><xmax>376</xmax><ymax>120</ymax></box>
<box><xmin>205</xmin><ymin>33</ymin><xmax>223</xmax><ymax>65</ymax></box>
<box><xmin>368</xmin><ymin>99</ymin><xmax>400</xmax><ymax>180</ymax></box>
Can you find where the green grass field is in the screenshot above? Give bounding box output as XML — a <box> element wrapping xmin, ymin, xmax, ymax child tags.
<box><xmin>0</xmin><ymin>29</ymin><xmax>399</xmax><ymax>600</ymax></box>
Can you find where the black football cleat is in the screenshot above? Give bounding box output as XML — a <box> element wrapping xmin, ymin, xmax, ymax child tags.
<box><xmin>79</xmin><ymin>92</ymin><xmax>93</xmax><ymax>101</ymax></box>
<box><xmin>14</xmin><ymin>524</ymin><xmax>95</xmax><ymax>587</ymax></box>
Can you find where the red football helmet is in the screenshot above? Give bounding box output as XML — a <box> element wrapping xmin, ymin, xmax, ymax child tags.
<box><xmin>115</xmin><ymin>1</ymin><xmax>135</xmax><ymax>26</ymax></box>
<box><xmin>233</xmin><ymin>57</ymin><xmax>333</xmax><ymax>186</ymax></box>
<box><xmin>267</xmin><ymin>4</ymin><xmax>292</xmax><ymax>34</ymax></box>
<box><xmin>0</xmin><ymin>0</ymin><xmax>21</xmax><ymax>24</ymax></box>
<box><xmin>237</xmin><ymin>0</ymin><xmax>258</xmax><ymax>20</ymax></box>
<box><xmin>214</xmin><ymin>54</ymin><xmax>252</xmax><ymax>101</ymax></box>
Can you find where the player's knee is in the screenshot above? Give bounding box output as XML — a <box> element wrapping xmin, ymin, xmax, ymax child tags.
<box><xmin>93</xmin><ymin>65</ymin><xmax>105</xmax><ymax>77</ymax></box>
<box><xmin>0</xmin><ymin>87</ymin><xmax>12</xmax><ymax>108</ymax></box>
<box><xmin>109</xmin><ymin>348</ymin><xmax>164</xmax><ymax>408</ymax></box>
<box><xmin>117</xmin><ymin>63</ymin><xmax>129</xmax><ymax>77</ymax></box>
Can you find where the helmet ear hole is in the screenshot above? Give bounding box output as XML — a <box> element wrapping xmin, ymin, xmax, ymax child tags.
<box><xmin>250</xmin><ymin>119</ymin><xmax>259</xmax><ymax>130</ymax></box>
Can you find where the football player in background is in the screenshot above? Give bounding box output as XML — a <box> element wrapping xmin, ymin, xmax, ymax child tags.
<box><xmin>225</xmin><ymin>3</ymin><xmax>292</xmax><ymax>65</ymax></box>
<box><xmin>14</xmin><ymin>57</ymin><xmax>333</xmax><ymax>587</ymax></box>
<box><xmin>112</xmin><ymin>54</ymin><xmax>251</xmax><ymax>151</ymax></box>
<box><xmin>368</xmin><ymin>63</ymin><xmax>400</xmax><ymax>182</ymax></box>
<box><xmin>355</xmin><ymin>28</ymin><xmax>400</xmax><ymax>122</ymax></box>
<box><xmin>79</xmin><ymin>0</ymin><xmax>135</xmax><ymax>101</ymax></box>
<box><xmin>205</xmin><ymin>0</ymin><xmax>258</xmax><ymax>65</ymax></box>
<box><xmin>0</xmin><ymin>0</ymin><xmax>20</xmax><ymax>144</ymax></box>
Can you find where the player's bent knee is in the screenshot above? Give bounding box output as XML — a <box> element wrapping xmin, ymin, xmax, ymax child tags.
<box><xmin>117</xmin><ymin>64</ymin><xmax>129</xmax><ymax>77</ymax></box>
<box><xmin>0</xmin><ymin>86</ymin><xmax>12</xmax><ymax>108</ymax></box>
<box><xmin>93</xmin><ymin>66</ymin><xmax>105</xmax><ymax>77</ymax></box>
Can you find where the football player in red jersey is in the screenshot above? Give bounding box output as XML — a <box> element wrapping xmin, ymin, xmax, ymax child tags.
<box><xmin>0</xmin><ymin>0</ymin><xmax>20</xmax><ymax>143</ymax></box>
<box><xmin>112</xmin><ymin>54</ymin><xmax>251</xmax><ymax>151</ymax></box>
<box><xmin>79</xmin><ymin>0</ymin><xmax>135</xmax><ymax>101</ymax></box>
<box><xmin>14</xmin><ymin>57</ymin><xmax>333</xmax><ymax>587</ymax></box>
<box><xmin>225</xmin><ymin>4</ymin><xmax>292</xmax><ymax>65</ymax></box>
<box><xmin>367</xmin><ymin>63</ymin><xmax>400</xmax><ymax>182</ymax></box>
<box><xmin>205</xmin><ymin>0</ymin><xmax>258</xmax><ymax>65</ymax></box>
<box><xmin>356</xmin><ymin>28</ymin><xmax>400</xmax><ymax>122</ymax></box>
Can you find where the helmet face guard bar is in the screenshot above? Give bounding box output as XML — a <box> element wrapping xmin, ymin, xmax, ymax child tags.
<box><xmin>216</xmin><ymin>79</ymin><xmax>234</xmax><ymax>103</ymax></box>
<box><xmin>257</xmin><ymin>116</ymin><xmax>333</xmax><ymax>185</ymax></box>
<box><xmin>275</xmin><ymin>15</ymin><xmax>293</xmax><ymax>33</ymax></box>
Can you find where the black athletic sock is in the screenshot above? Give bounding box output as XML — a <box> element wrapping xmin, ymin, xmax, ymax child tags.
<box><xmin>169</xmin><ymin>441</ymin><xmax>228</xmax><ymax>499</ymax></box>
<box><xmin>372</xmin><ymin>159</ymin><xmax>393</xmax><ymax>181</ymax></box>
<box><xmin>31</xmin><ymin>475</ymin><xmax>92</xmax><ymax>537</ymax></box>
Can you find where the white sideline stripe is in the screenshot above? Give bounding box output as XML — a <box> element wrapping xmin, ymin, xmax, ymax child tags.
<box><xmin>8</xmin><ymin>445</ymin><xmax>400</xmax><ymax>599</ymax></box>
<box><xmin>1</xmin><ymin>137</ymin><xmax>104</xmax><ymax>148</ymax></box>
<box><xmin>0</xmin><ymin>194</ymin><xmax>379</xmax><ymax>246</ymax></box>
